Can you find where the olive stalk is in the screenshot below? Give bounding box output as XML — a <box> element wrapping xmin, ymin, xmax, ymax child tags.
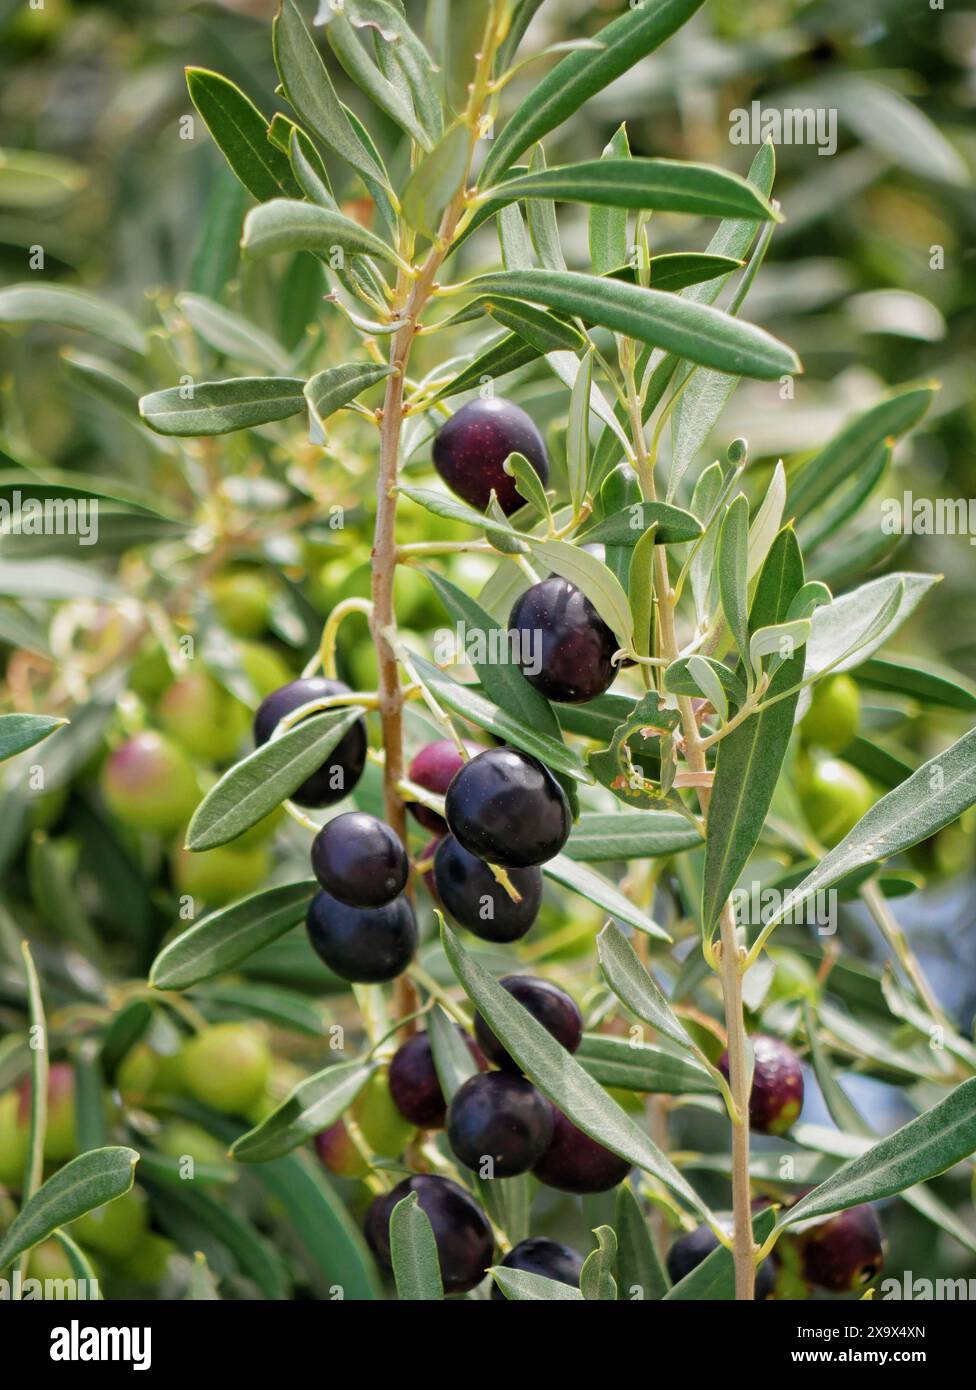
<box><xmin>370</xmin><ymin>4</ymin><xmax>508</xmax><ymax>1024</ymax></box>
<box><xmin>624</xmin><ymin>361</ymin><xmax>756</xmax><ymax>1300</ymax></box>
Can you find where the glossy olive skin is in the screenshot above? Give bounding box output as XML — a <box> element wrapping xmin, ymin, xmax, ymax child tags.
<box><xmin>445</xmin><ymin>747</ymin><xmax>571</xmax><ymax>869</ymax></box>
<box><xmin>532</xmin><ymin>1104</ymin><xmax>631</xmax><ymax>1194</ymax></box>
<box><xmin>509</xmin><ymin>577</ymin><xmax>618</xmax><ymax>704</ymax></box>
<box><xmin>491</xmin><ymin>1237</ymin><xmax>584</xmax><ymax>1300</ymax></box>
<box><xmin>474</xmin><ymin>975</ymin><xmax>582</xmax><ymax>1073</ymax></box>
<box><xmin>311</xmin><ymin>812</ymin><xmax>408</xmax><ymax>908</ymax></box>
<box><xmin>667</xmin><ymin>1219</ymin><xmax>775</xmax><ymax>1299</ymax></box>
<box><xmin>364</xmin><ymin>1173</ymin><xmax>494</xmax><ymax>1295</ymax></box>
<box><xmin>253</xmin><ymin>677</ymin><xmax>366</xmax><ymax>808</ymax></box>
<box><xmin>800</xmin><ymin>1205</ymin><xmax>884</xmax><ymax>1292</ymax></box>
<box><xmin>719</xmin><ymin>1034</ymin><xmax>804</xmax><ymax>1136</ymax></box>
<box><xmin>306</xmin><ymin>890</ymin><xmax>417</xmax><ymax>983</ymax></box>
<box><xmin>433</xmin><ymin>835</ymin><xmax>542</xmax><ymax>941</ymax></box>
<box><xmin>388</xmin><ymin>1028</ymin><xmax>485</xmax><ymax>1129</ymax></box>
<box><xmin>447</xmin><ymin>1072</ymin><xmax>553</xmax><ymax>1178</ymax></box>
<box><xmin>432</xmin><ymin>397</ymin><xmax>549</xmax><ymax>515</ymax></box>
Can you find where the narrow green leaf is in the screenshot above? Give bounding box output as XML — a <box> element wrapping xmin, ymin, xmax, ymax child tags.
<box><xmin>274</xmin><ymin>0</ymin><xmax>388</xmax><ymax>188</ymax></box>
<box><xmin>0</xmin><ymin>713</ymin><xmax>66</xmax><ymax>763</ymax></box>
<box><xmin>580</xmin><ymin>1226</ymin><xmax>617</xmax><ymax>1300</ymax></box>
<box><xmin>426</xmin><ymin>1004</ymin><xmax>478</xmax><ymax>1105</ymax></box>
<box><xmin>0</xmin><ymin>1147</ymin><xmax>139</xmax><ymax>1272</ymax></box>
<box><xmin>576</xmin><ymin>1035</ymin><xmax>715</xmax><ymax>1095</ymax></box>
<box><xmin>665</xmin><ymin>656</ymin><xmax>746</xmax><ymax>711</ymax></box>
<box><xmin>566</xmin><ymin>349</ymin><xmax>593</xmax><ymax>515</ymax></box>
<box><xmin>318</xmin><ymin>0</ymin><xmax>442</xmax><ymax>144</ymax></box>
<box><xmin>398</xmin><ymin>484</ymin><xmax>527</xmax><ymax>547</ymax></box>
<box><xmin>321</xmin><ymin>10</ymin><xmax>431</xmax><ymax>148</ymax></box>
<box><xmin>580</xmin><ymin>501</ymin><xmax>702</xmax><ymax>547</ymax></box>
<box><xmin>803</xmin><ymin>1002</ymin><xmax>868</xmax><ymax>1136</ymax></box>
<box><xmin>408</xmin><ymin>653</ymin><xmax>592</xmax><ymax>783</ymax></box>
<box><xmin>762</xmin><ymin>725</ymin><xmax>976</xmax><ymax>938</ymax></box>
<box><xmin>484</xmin><ymin>158</ymin><xmax>778</xmax><ymax>222</ymax></box>
<box><xmin>186</xmin><ymin>67</ymin><xmax>300</xmax><ymax>201</ymax></box>
<box><xmin>231</xmin><ymin>1060</ymin><xmax>375</xmax><ymax>1162</ymax></box>
<box><xmin>491</xmin><ymin>1266</ymin><xmax>584</xmax><ymax>1300</ymax></box>
<box><xmin>389</xmin><ymin>1192</ymin><xmax>445</xmax><ymax>1300</ymax></box>
<box><xmin>470</xmin><ymin>269</ymin><xmax>799</xmax><ymax>381</ymax></box>
<box><xmin>702</xmin><ymin>528</ymin><xmax>805</xmax><ymax>935</ymax></box>
<box><xmin>525</xmin><ymin>144</ymin><xmax>567</xmax><ymax>272</ymax></box>
<box><xmin>442</xmin><ymin>921</ymin><xmax>714</xmax><ymax>1223</ymax></box>
<box><xmin>504</xmin><ymin>451</ymin><xmax>552</xmax><ymax>519</ymax></box>
<box><xmin>400</xmin><ymin>122</ymin><xmax>467</xmax><ymax>240</ymax></box>
<box><xmin>0</xmin><ymin>284</ymin><xmax>144</xmax><ymax>354</ymax></box>
<box><xmin>716</xmin><ymin>494</ymin><xmax>751</xmax><ymax>669</ymax></box>
<box><xmin>805</xmin><ymin>573</ymin><xmax>938</xmax><ymax>680</ymax></box>
<box><xmin>789</xmin><ymin>385</ymin><xmax>936</xmax><ymax>519</ymax></box>
<box><xmin>20</xmin><ymin>943</ymin><xmax>47</xmax><ymax>1210</ymax></box>
<box><xmin>52</xmin><ymin>1232</ymin><xmax>102</xmax><ymax>1297</ymax></box>
<box><xmin>305</xmin><ymin>361</ymin><xmax>391</xmax><ymax>430</ymax></box>
<box><xmin>177</xmin><ymin>292</ymin><xmax>290</xmax><ymax>373</ymax></box>
<box><xmin>597</xmin><ymin>922</ymin><xmax>695</xmax><ymax>1053</ymax></box>
<box><xmin>149</xmin><ymin>881</ymin><xmax>317</xmax><ymax>990</ymax></box>
<box><xmin>150</xmin><ymin>1178</ymin><xmax>289</xmax><ymax>1297</ymax></box>
<box><xmin>565</xmin><ymin>811</ymin><xmax>701</xmax><ymax>861</ymax></box>
<box><xmin>590</xmin><ymin>125</ymin><xmax>631</xmax><ymax>278</ymax></box>
<box><xmin>615</xmin><ymin>1182</ymin><xmax>669</xmax><ymax>1300</ymax></box>
<box><xmin>139</xmin><ymin>377</ymin><xmax>306</xmax><ymax>436</ymax></box>
<box><xmin>200</xmin><ymin>1114</ymin><xmax>381</xmax><ymax>1298</ymax></box>
<box><xmin>242</xmin><ymin>198</ymin><xmax>400</xmax><ymax>266</ymax></box>
<box><xmin>855</xmin><ymin>657</ymin><xmax>976</xmax><ymax>713</ymax></box>
<box><xmin>98</xmin><ymin>1000</ymin><xmax>153</xmax><ymax>1084</ymax></box>
<box><xmin>544</xmin><ymin>856</ymin><xmax>670</xmax><ymax>942</ymax></box>
<box><xmin>481</xmin><ymin>0</ymin><xmax>705</xmax><ymax>185</ymax></box>
<box><xmin>186</xmin><ymin>707</ymin><xmax>365</xmax><ymax>850</ymax></box>
<box><xmin>775</xmin><ymin>1078</ymin><xmax>976</xmax><ymax>1234</ymax></box>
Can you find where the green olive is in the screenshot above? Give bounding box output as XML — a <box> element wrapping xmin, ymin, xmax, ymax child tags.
<box><xmin>0</xmin><ymin>1090</ymin><xmax>29</xmax><ymax>1190</ymax></box>
<box><xmin>797</xmin><ymin>755</ymin><xmax>874</xmax><ymax>848</ymax></box>
<box><xmin>158</xmin><ymin>672</ymin><xmax>250</xmax><ymax>763</ymax></box>
<box><xmin>179</xmin><ymin>1024</ymin><xmax>271</xmax><ymax>1115</ymax></box>
<box><xmin>209</xmin><ymin>570</ymin><xmax>274</xmax><ymax>638</ymax></box>
<box><xmin>71</xmin><ymin>1184</ymin><xmax>150</xmax><ymax>1259</ymax></box>
<box><xmin>171</xmin><ymin>842</ymin><xmax>271</xmax><ymax>907</ymax></box>
<box><xmin>800</xmin><ymin>674</ymin><xmax>861</xmax><ymax>753</ymax></box>
<box><xmin>101</xmin><ymin>732</ymin><xmax>201</xmax><ymax>835</ymax></box>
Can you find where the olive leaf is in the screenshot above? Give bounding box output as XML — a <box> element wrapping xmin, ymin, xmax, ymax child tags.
<box><xmin>186</xmin><ymin>707</ymin><xmax>366</xmax><ymax>850</ymax></box>
<box><xmin>774</xmin><ymin>1077</ymin><xmax>976</xmax><ymax>1234</ymax></box>
<box><xmin>139</xmin><ymin>377</ymin><xmax>307</xmax><ymax>436</ymax></box>
<box><xmin>0</xmin><ymin>1147</ymin><xmax>140</xmax><ymax>1272</ymax></box>
<box><xmin>230</xmin><ymin>1060</ymin><xmax>376</xmax><ymax>1162</ymax></box>
<box><xmin>185</xmin><ymin>68</ymin><xmax>301</xmax><ymax>202</ymax></box>
<box><xmin>702</xmin><ymin>528</ymin><xmax>805</xmax><ymax>936</ymax></box>
<box><xmin>441</xmin><ymin>919</ymin><xmax>716</xmax><ymax>1225</ymax></box>
<box><xmin>0</xmin><ymin>713</ymin><xmax>66</xmax><ymax>763</ymax></box>
<box><xmin>580</xmin><ymin>1226</ymin><xmax>617</xmax><ymax>1301</ymax></box>
<box><xmin>149</xmin><ymin>881</ymin><xmax>318</xmax><ymax>990</ymax></box>
<box><xmin>389</xmin><ymin>1193</ymin><xmax>444</xmax><ymax>1301</ymax></box>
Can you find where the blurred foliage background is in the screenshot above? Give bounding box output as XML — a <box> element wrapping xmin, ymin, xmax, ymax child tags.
<box><xmin>0</xmin><ymin>0</ymin><xmax>973</xmax><ymax>1299</ymax></box>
